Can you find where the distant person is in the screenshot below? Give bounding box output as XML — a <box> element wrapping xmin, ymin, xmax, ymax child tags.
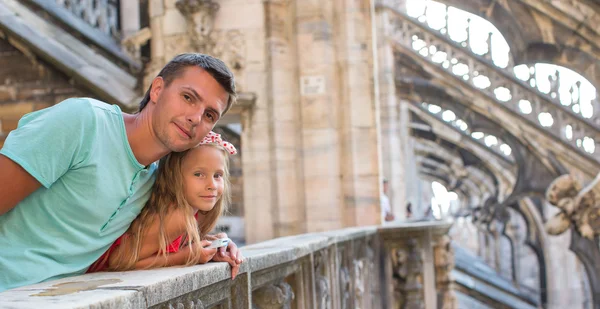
<box><xmin>406</xmin><ymin>202</ymin><xmax>413</xmax><ymax>219</ymax></box>
<box><xmin>381</xmin><ymin>179</ymin><xmax>395</xmax><ymax>222</ymax></box>
<box><xmin>424</xmin><ymin>205</ymin><xmax>435</xmax><ymax>220</ymax></box>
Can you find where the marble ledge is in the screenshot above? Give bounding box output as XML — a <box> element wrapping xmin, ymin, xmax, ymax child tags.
<box><xmin>0</xmin><ymin>222</ymin><xmax>452</xmax><ymax>308</ymax></box>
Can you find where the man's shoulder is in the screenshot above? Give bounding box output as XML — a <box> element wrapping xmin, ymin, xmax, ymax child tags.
<box><xmin>58</xmin><ymin>97</ymin><xmax>119</xmax><ymax>116</ymax></box>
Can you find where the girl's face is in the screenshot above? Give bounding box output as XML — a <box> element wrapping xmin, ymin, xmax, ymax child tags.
<box><xmin>181</xmin><ymin>145</ymin><xmax>226</xmax><ymax>213</ymax></box>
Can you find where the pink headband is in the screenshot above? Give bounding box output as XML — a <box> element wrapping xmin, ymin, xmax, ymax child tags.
<box><xmin>199</xmin><ymin>131</ymin><xmax>237</xmax><ymax>155</ymax></box>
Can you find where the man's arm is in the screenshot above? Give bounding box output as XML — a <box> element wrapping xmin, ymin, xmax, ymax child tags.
<box><xmin>0</xmin><ymin>155</ymin><xmax>41</xmax><ymax>216</ymax></box>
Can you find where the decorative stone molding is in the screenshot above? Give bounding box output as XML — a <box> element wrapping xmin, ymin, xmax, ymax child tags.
<box><xmin>175</xmin><ymin>0</ymin><xmax>219</xmax><ymax>53</ymax></box>
<box><xmin>252</xmin><ymin>281</ymin><xmax>295</xmax><ymax>309</ymax></box>
<box><xmin>546</xmin><ymin>173</ymin><xmax>600</xmax><ymax>239</ymax></box>
<box><xmin>434</xmin><ymin>235</ymin><xmax>458</xmax><ymax>309</ymax></box>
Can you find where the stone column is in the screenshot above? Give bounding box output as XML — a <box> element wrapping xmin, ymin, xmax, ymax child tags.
<box><xmin>262</xmin><ymin>0</ymin><xmax>306</xmax><ymax>239</ymax></box>
<box><xmin>434</xmin><ymin>235</ymin><xmax>458</xmax><ymax>309</ymax></box>
<box><xmin>294</xmin><ymin>0</ymin><xmax>344</xmax><ymax>232</ymax></box>
<box><xmin>376</xmin><ymin>7</ymin><xmax>407</xmax><ymax>221</ymax></box>
<box><xmin>336</xmin><ymin>0</ymin><xmax>382</xmax><ymax>227</ymax></box>
<box><xmin>294</xmin><ymin>0</ymin><xmax>382</xmax><ymax>231</ymax></box>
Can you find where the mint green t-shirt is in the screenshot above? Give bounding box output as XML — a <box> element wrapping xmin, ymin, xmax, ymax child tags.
<box><xmin>0</xmin><ymin>98</ymin><xmax>156</xmax><ymax>291</ymax></box>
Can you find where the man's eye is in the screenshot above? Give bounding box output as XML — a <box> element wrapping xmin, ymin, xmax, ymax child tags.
<box><xmin>205</xmin><ymin>112</ymin><xmax>214</xmax><ymax>121</ymax></box>
<box><xmin>183</xmin><ymin>94</ymin><xmax>192</xmax><ymax>102</ymax></box>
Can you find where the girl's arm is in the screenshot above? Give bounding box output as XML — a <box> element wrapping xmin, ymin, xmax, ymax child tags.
<box><xmin>131</xmin><ymin>240</ymin><xmax>218</xmax><ymax>270</ymax></box>
<box><xmin>107</xmin><ymin>210</ymin><xmax>194</xmax><ymax>269</ymax></box>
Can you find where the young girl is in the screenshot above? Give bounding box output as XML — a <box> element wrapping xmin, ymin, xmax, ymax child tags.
<box><xmin>88</xmin><ymin>132</ymin><xmax>242</xmax><ymax>277</ymax></box>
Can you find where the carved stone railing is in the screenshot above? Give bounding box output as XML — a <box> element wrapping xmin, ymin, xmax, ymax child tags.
<box><xmin>378</xmin><ymin>4</ymin><xmax>600</xmax><ymax>162</ymax></box>
<box><xmin>55</xmin><ymin>0</ymin><xmax>120</xmax><ymax>39</ymax></box>
<box><xmin>0</xmin><ymin>221</ymin><xmax>455</xmax><ymax>309</ymax></box>
<box><xmin>22</xmin><ymin>0</ymin><xmax>139</xmax><ymax>68</ymax></box>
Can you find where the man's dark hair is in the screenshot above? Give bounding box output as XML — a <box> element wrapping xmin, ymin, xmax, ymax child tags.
<box><xmin>139</xmin><ymin>53</ymin><xmax>236</xmax><ymax>113</ymax></box>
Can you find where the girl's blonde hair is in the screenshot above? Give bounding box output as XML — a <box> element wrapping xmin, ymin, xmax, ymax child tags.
<box><xmin>108</xmin><ymin>143</ymin><xmax>231</xmax><ymax>270</ymax></box>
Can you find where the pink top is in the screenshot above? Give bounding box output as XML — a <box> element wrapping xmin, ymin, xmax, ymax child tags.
<box><xmin>87</xmin><ymin>213</ymin><xmax>199</xmax><ymax>273</ymax></box>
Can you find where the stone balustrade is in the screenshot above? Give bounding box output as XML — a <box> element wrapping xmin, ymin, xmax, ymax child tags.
<box><xmin>0</xmin><ymin>221</ymin><xmax>454</xmax><ymax>309</ymax></box>
<box><xmin>377</xmin><ymin>3</ymin><xmax>600</xmax><ymax>163</ymax></box>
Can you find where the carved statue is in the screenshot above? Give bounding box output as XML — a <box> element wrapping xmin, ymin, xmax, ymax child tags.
<box><xmin>315</xmin><ymin>275</ymin><xmax>330</xmax><ymax>309</ymax></box>
<box><xmin>546</xmin><ymin>173</ymin><xmax>600</xmax><ymax>239</ymax></box>
<box><xmin>354</xmin><ymin>259</ymin><xmax>365</xmax><ymax>309</ymax></box>
<box><xmin>391</xmin><ymin>240</ymin><xmax>424</xmax><ymax>309</ymax></box>
<box><xmin>252</xmin><ymin>281</ymin><xmax>295</xmax><ymax>309</ymax></box>
<box><xmin>339</xmin><ymin>265</ymin><xmax>351</xmax><ymax>309</ymax></box>
<box><xmin>434</xmin><ymin>236</ymin><xmax>458</xmax><ymax>309</ymax></box>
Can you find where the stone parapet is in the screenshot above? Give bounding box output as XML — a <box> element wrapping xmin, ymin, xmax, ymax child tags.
<box><xmin>0</xmin><ymin>221</ymin><xmax>454</xmax><ymax>309</ymax></box>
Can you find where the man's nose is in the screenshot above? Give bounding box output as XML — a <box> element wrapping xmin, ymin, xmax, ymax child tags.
<box><xmin>186</xmin><ymin>107</ymin><xmax>204</xmax><ymax>126</ymax></box>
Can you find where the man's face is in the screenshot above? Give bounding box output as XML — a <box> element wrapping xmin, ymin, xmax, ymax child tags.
<box><xmin>150</xmin><ymin>66</ymin><xmax>229</xmax><ymax>152</ymax></box>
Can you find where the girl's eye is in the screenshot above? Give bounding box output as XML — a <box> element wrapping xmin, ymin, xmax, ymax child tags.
<box><xmin>214</xmin><ymin>173</ymin><xmax>223</xmax><ymax>179</ymax></box>
<box><xmin>194</xmin><ymin>172</ymin><xmax>203</xmax><ymax>177</ymax></box>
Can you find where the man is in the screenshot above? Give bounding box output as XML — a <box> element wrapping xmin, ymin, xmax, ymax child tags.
<box><xmin>381</xmin><ymin>179</ymin><xmax>395</xmax><ymax>222</ymax></box>
<box><xmin>0</xmin><ymin>54</ymin><xmax>241</xmax><ymax>291</ymax></box>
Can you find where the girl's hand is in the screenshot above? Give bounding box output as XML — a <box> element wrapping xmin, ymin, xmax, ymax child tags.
<box><xmin>207</xmin><ymin>233</ymin><xmax>244</xmax><ymax>279</ymax></box>
<box><xmin>207</xmin><ymin>233</ymin><xmax>244</xmax><ymax>264</ymax></box>
<box><xmin>196</xmin><ymin>240</ymin><xmax>218</xmax><ymax>264</ymax></box>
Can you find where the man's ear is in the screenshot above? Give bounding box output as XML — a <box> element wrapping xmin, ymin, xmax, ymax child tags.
<box><xmin>149</xmin><ymin>77</ymin><xmax>165</xmax><ymax>104</ymax></box>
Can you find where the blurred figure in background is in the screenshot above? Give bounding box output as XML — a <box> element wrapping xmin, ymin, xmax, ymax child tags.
<box><xmin>381</xmin><ymin>179</ymin><xmax>395</xmax><ymax>223</ymax></box>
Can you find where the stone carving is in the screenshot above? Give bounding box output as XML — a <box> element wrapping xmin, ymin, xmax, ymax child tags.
<box><xmin>167</xmin><ymin>299</ymin><xmax>204</xmax><ymax>309</ymax></box>
<box><xmin>313</xmin><ymin>250</ymin><xmax>331</xmax><ymax>309</ymax></box>
<box><xmin>353</xmin><ymin>259</ymin><xmax>365</xmax><ymax>309</ymax></box>
<box><xmin>252</xmin><ymin>281</ymin><xmax>295</xmax><ymax>309</ymax></box>
<box><xmin>339</xmin><ymin>265</ymin><xmax>351</xmax><ymax>309</ymax></box>
<box><xmin>121</xmin><ymin>27</ymin><xmax>152</xmax><ymax>60</ymax></box>
<box><xmin>316</xmin><ymin>274</ymin><xmax>330</xmax><ymax>309</ymax></box>
<box><xmin>365</xmin><ymin>242</ymin><xmax>378</xmax><ymax>308</ymax></box>
<box><xmin>391</xmin><ymin>239</ymin><xmax>424</xmax><ymax>309</ymax></box>
<box><xmin>434</xmin><ymin>236</ymin><xmax>458</xmax><ymax>309</ymax></box>
<box><xmin>176</xmin><ymin>0</ymin><xmax>220</xmax><ymax>52</ymax></box>
<box><xmin>546</xmin><ymin>173</ymin><xmax>600</xmax><ymax>239</ymax></box>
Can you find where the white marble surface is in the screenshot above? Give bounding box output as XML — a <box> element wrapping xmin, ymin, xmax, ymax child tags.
<box><xmin>0</xmin><ymin>226</ymin><xmax>382</xmax><ymax>308</ymax></box>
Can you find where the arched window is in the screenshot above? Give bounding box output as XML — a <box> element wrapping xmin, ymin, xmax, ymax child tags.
<box><xmin>421</xmin><ymin>102</ymin><xmax>514</xmax><ymax>159</ymax></box>
<box><xmin>406</xmin><ymin>0</ymin><xmax>598</xmax><ymax>154</ymax></box>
